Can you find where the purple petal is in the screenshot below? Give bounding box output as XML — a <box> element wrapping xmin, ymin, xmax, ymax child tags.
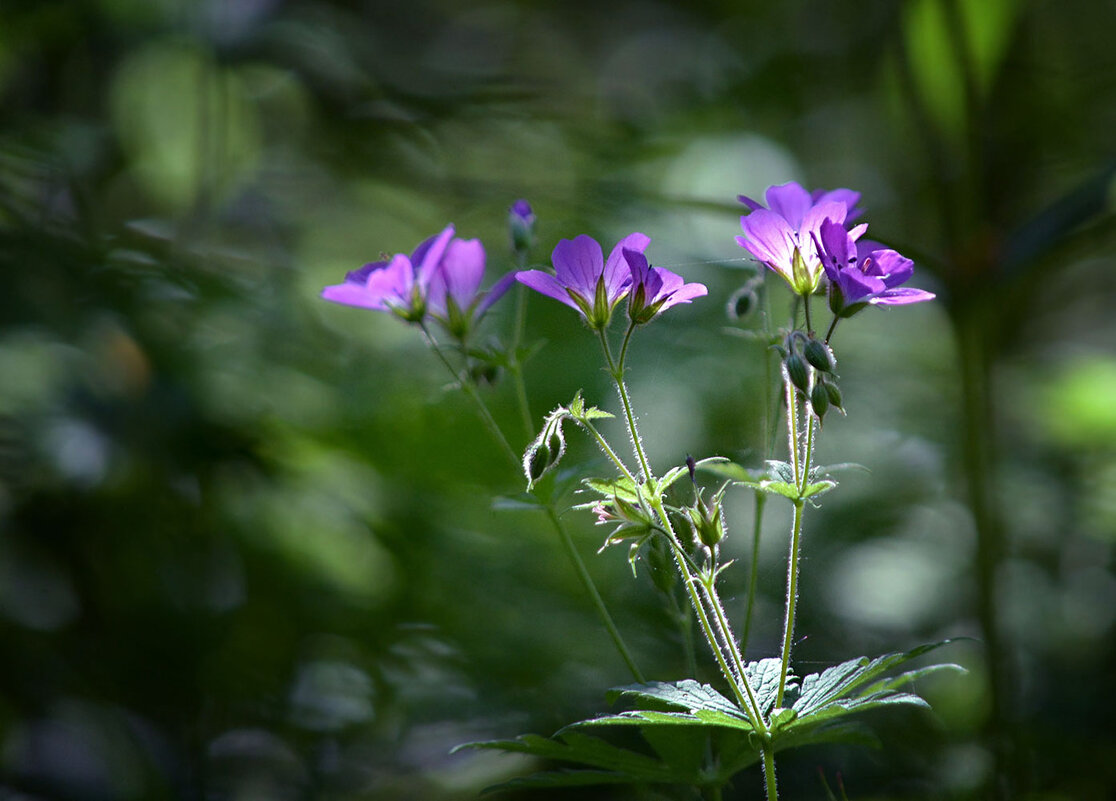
<box><xmin>364</xmin><ymin>253</ymin><xmax>414</xmax><ymax>300</ymax></box>
<box><xmin>345</xmin><ymin>260</ymin><xmax>388</xmax><ymax>285</ymax></box>
<box><xmin>604</xmin><ymin>233</ymin><xmax>650</xmax><ymax>301</ymax></box>
<box><xmin>656</xmin><ymin>280</ymin><xmax>708</xmax><ymax>310</ymax></box>
<box><xmin>737</xmin><ymin>193</ymin><xmax>764</xmax><ymax>211</ymax></box>
<box><xmin>797</xmin><ymin>201</ymin><xmax>849</xmax><ymax>264</ymax></box>
<box><xmin>411</xmin><ymin>225</ymin><xmax>456</xmax><ymax>287</ymax></box>
<box><xmin>476</xmin><ymin>270</ymin><xmax>518</xmax><ymax>317</ymax></box>
<box><xmin>865</xmin><ymin>249</ymin><xmax>914</xmax><ymax>287</ymax></box>
<box><xmin>439</xmin><ymin>238</ymin><xmax>486</xmax><ymax>309</ymax></box>
<box><xmin>552</xmin><ymin>235</ymin><xmax>604</xmax><ymax>297</ymax></box>
<box><xmin>817</xmin><ymin>218</ymin><xmax>851</xmax><ymax>282</ymax></box>
<box><xmin>516</xmin><ymin>269</ymin><xmax>582</xmax><ymax>311</ymax></box>
<box><xmin>869</xmin><ymin>287</ymin><xmax>936</xmax><ymax>305</ymax></box>
<box><xmin>812</xmin><ymin>188</ymin><xmax>863</xmax><ymax>222</ymax></box>
<box><xmin>737</xmin><ymin>210</ymin><xmax>795</xmax><ymax>273</ymax></box>
<box><xmin>321</xmin><ymin>281</ymin><xmax>387</xmax><ymax>310</ymax></box>
<box><xmin>622</xmin><ymin>248</ymin><xmax>651</xmax><ymax>284</ymax></box>
<box><xmin>765</xmin><ymin>182</ymin><xmax>813</xmax><ymax>229</ymax></box>
<box><xmin>837</xmin><ymin>268</ymin><xmax>887</xmax><ymax>304</ymax></box>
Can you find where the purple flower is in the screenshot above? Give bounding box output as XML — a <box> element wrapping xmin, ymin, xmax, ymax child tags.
<box><xmin>321</xmin><ymin>225</ymin><xmax>456</xmax><ymax>322</ymax></box>
<box><xmin>622</xmin><ymin>248</ymin><xmax>707</xmax><ymax>325</ymax></box>
<box><xmin>738</xmin><ymin>182</ymin><xmax>863</xmax><ymax>223</ymax></box>
<box><xmin>426</xmin><ymin>238</ymin><xmax>516</xmax><ymax>338</ymax></box>
<box><xmin>735</xmin><ymin>182</ymin><xmax>861</xmax><ymax>296</ymax></box>
<box><xmin>814</xmin><ymin>219</ymin><xmax>935</xmax><ymax>316</ymax></box>
<box><xmin>516</xmin><ymin>232</ymin><xmax>650</xmax><ymax>330</ymax></box>
<box><xmin>321</xmin><ymin>225</ymin><xmax>512</xmax><ymax>335</ymax></box>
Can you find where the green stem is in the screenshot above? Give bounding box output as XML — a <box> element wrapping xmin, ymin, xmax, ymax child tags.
<box><xmin>578</xmin><ymin>418</ymin><xmax>638</xmax><ymax>486</ymax></box>
<box><xmin>776</xmin><ymin>386</ymin><xmax>815</xmax><ymax>707</ymax></box>
<box><xmin>762</xmin><ymin>743</ymin><xmax>779</xmax><ymax>801</ymax></box>
<box><xmin>775</xmin><ymin>499</ymin><xmax>804</xmax><ymax>708</ymax></box>
<box><xmin>422</xmin><ymin>323</ymin><xmax>643</xmax><ymax>682</ymax></box>
<box><xmin>547</xmin><ymin>505</ymin><xmax>645</xmax><ymax>683</ymax></box>
<box><xmin>598</xmin><ymin>327</ymin><xmax>653</xmax><ymax>482</ymax></box>
<box><xmin>803</xmin><ymin>292</ymin><xmax>814</xmax><ymax>335</ymax></box>
<box><xmin>700</xmin><ymin>571</ymin><xmax>764</xmax><ymax>725</ymax></box>
<box><xmin>602</xmin><ymin>325</ymin><xmax>766</xmax><ymax>726</ymax></box>
<box><xmin>824</xmin><ymin>314</ymin><xmax>840</xmax><ymax>345</ymax></box>
<box><xmin>422</xmin><ymin>324</ymin><xmax>520</xmax><ymax>471</ymax></box>
<box><xmin>654</xmin><ymin>503</ymin><xmax>763</xmax><ymax>728</ymax></box>
<box><xmin>740</xmin><ymin>492</ymin><xmax>766</xmax><ymax>658</ymax></box>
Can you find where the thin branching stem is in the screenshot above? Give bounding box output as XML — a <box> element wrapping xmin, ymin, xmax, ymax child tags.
<box><xmin>421</xmin><ymin>322</ymin><xmax>643</xmax><ymax>682</ymax></box>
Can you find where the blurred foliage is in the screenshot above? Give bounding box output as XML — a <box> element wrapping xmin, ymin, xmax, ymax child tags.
<box><xmin>1</xmin><ymin>0</ymin><xmax>1115</xmax><ymax>799</ymax></box>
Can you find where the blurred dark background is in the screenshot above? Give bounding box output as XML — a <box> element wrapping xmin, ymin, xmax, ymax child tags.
<box><xmin>2</xmin><ymin>0</ymin><xmax>1115</xmax><ymax>798</ymax></box>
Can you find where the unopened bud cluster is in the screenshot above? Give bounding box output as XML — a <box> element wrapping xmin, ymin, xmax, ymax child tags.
<box><xmin>778</xmin><ymin>333</ymin><xmax>844</xmax><ymax>422</ymax></box>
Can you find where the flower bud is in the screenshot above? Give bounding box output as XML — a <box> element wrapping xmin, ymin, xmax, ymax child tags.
<box><xmin>727</xmin><ymin>284</ymin><xmax>759</xmax><ymax>320</ymax></box>
<box><xmin>785</xmin><ymin>353</ymin><xmax>810</xmax><ymax>394</ymax></box>
<box><xmin>803</xmin><ymin>338</ymin><xmax>835</xmax><ymax>373</ymax></box>
<box><xmin>508</xmin><ymin>199</ymin><xmax>535</xmax><ymax>254</ymax></box>
<box><xmin>688</xmin><ymin>487</ymin><xmax>728</xmax><ymax>549</ymax></box>
<box><xmin>823</xmin><ymin>378</ymin><xmax>843</xmax><ymax>411</ymax></box>
<box><xmin>810</xmin><ymin>381</ymin><xmax>829</xmax><ymax>419</ymax></box>
<box><xmin>523</xmin><ymin>412</ymin><xmax>567</xmax><ymax>488</ymax></box>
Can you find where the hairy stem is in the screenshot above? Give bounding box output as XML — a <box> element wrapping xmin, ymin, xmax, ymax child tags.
<box><xmin>762</xmin><ymin>743</ymin><xmax>779</xmax><ymax>801</ymax></box>
<box><xmin>423</xmin><ymin>323</ymin><xmax>643</xmax><ymax>681</ymax></box>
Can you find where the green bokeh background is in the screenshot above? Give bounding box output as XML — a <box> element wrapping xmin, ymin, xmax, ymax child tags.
<box><xmin>2</xmin><ymin>0</ymin><xmax>1115</xmax><ymax>799</ymax></box>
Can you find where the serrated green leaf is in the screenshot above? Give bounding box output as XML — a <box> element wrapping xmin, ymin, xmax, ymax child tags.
<box><xmin>743</xmin><ymin>657</ymin><xmax>790</xmax><ymax>714</ymax></box>
<box><xmin>569</xmin><ymin>708</ymin><xmax>756</xmax><ymax>733</ymax></box>
<box><xmin>787</xmin><ymin>640</ymin><xmax>961</xmax><ymax>729</ymax></box>
<box><xmin>605</xmin><ymin>679</ymin><xmax>750</xmax><ymax>722</ymax></box>
<box><xmin>694</xmin><ymin>459</ymin><xmax>762</xmax><ymax>483</ymax></box>
<box><xmin>581</xmin><ymin>475</ymin><xmax>641</xmax><ymax>504</ymax></box>
<box><xmin>581</xmin><ymin>407</ymin><xmax>614</xmax><ymax>420</ymax></box>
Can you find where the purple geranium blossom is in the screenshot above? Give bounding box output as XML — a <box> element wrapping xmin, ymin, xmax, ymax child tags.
<box><xmin>735</xmin><ymin>182</ymin><xmax>860</xmax><ymax>296</ymax></box>
<box><xmin>738</xmin><ymin>182</ymin><xmax>863</xmax><ymax>223</ymax></box>
<box><xmin>814</xmin><ymin>219</ymin><xmax>935</xmax><ymax>316</ymax></box>
<box><xmin>516</xmin><ymin>232</ymin><xmax>650</xmax><ymax>330</ymax></box>
<box><xmin>426</xmin><ymin>237</ymin><xmax>516</xmax><ymax>339</ymax></box>
<box><xmin>321</xmin><ymin>224</ymin><xmax>456</xmax><ymax>322</ymax></box>
<box><xmin>622</xmin><ymin>248</ymin><xmax>707</xmax><ymax>325</ymax></box>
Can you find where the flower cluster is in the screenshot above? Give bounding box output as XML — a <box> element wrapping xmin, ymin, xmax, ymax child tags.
<box><xmin>736</xmin><ymin>181</ymin><xmax>933</xmax><ymax>313</ymax></box>
<box><xmin>516</xmin><ymin>233</ymin><xmax>706</xmax><ymax>330</ymax></box>
<box><xmin>321</xmin><ymin>183</ymin><xmax>931</xmax><ymax>340</ymax></box>
<box><xmin>321</xmin><ymin>223</ymin><xmax>513</xmax><ymax>338</ymax></box>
